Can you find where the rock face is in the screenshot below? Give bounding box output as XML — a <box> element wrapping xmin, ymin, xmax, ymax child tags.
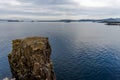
<box><xmin>8</xmin><ymin>37</ymin><xmax>56</xmax><ymax>80</ymax></box>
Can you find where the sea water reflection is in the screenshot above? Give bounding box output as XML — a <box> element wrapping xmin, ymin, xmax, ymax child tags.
<box><xmin>0</xmin><ymin>22</ymin><xmax>120</xmax><ymax>80</ymax></box>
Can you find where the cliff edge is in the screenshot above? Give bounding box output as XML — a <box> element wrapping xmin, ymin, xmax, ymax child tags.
<box><xmin>8</xmin><ymin>37</ymin><xmax>56</xmax><ymax>80</ymax></box>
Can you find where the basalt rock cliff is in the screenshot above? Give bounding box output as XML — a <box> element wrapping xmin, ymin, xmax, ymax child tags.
<box><xmin>8</xmin><ymin>37</ymin><xmax>56</xmax><ymax>80</ymax></box>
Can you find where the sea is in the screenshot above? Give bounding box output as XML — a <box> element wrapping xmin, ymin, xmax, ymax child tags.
<box><xmin>0</xmin><ymin>22</ymin><xmax>120</xmax><ymax>80</ymax></box>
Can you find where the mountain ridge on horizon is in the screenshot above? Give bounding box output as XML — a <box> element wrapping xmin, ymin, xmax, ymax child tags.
<box><xmin>1</xmin><ymin>18</ymin><xmax>120</xmax><ymax>23</ymax></box>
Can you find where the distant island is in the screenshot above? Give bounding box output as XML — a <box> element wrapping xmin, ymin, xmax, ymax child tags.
<box><xmin>1</xmin><ymin>18</ymin><xmax>120</xmax><ymax>25</ymax></box>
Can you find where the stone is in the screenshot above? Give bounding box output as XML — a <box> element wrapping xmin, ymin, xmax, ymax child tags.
<box><xmin>8</xmin><ymin>37</ymin><xmax>56</xmax><ymax>80</ymax></box>
<box><xmin>3</xmin><ymin>77</ymin><xmax>16</xmax><ymax>80</ymax></box>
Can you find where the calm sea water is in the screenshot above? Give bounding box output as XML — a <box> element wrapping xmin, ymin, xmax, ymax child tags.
<box><xmin>1</xmin><ymin>22</ymin><xmax>120</xmax><ymax>80</ymax></box>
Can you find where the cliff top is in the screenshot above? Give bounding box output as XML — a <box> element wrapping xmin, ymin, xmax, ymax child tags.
<box><xmin>13</xmin><ymin>37</ymin><xmax>49</xmax><ymax>50</ymax></box>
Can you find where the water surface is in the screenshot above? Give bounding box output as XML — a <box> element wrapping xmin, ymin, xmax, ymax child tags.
<box><xmin>0</xmin><ymin>22</ymin><xmax>120</xmax><ymax>80</ymax></box>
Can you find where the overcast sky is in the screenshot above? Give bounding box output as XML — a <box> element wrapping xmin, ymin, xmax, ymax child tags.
<box><xmin>0</xmin><ymin>0</ymin><xmax>120</xmax><ymax>20</ymax></box>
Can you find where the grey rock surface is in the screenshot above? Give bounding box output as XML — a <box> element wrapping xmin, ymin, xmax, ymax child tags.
<box><xmin>8</xmin><ymin>37</ymin><xmax>56</xmax><ymax>80</ymax></box>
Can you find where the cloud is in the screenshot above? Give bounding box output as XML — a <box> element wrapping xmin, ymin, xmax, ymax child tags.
<box><xmin>0</xmin><ymin>0</ymin><xmax>120</xmax><ymax>19</ymax></box>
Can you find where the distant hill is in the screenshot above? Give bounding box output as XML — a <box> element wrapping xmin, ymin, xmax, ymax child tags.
<box><xmin>100</xmin><ymin>18</ymin><xmax>120</xmax><ymax>23</ymax></box>
<box><xmin>0</xmin><ymin>18</ymin><xmax>120</xmax><ymax>23</ymax></box>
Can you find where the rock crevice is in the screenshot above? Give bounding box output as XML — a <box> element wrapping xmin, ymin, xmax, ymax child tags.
<box><xmin>8</xmin><ymin>37</ymin><xmax>56</xmax><ymax>80</ymax></box>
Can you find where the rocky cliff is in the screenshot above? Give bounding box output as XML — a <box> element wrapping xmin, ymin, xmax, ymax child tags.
<box><xmin>8</xmin><ymin>37</ymin><xmax>56</xmax><ymax>80</ymax></box>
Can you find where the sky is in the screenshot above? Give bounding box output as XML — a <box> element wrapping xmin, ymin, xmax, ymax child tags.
<box><xmin>0</xmin><ymin>0</ymin><xmax>120</xmax><ymax>20</ymax></box>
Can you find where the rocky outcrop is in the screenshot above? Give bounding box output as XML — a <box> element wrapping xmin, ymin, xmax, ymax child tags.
<box><xmin>8</xmin><ymin>37</ymin><xmax>56</xmax><ymax>80</ymax></box>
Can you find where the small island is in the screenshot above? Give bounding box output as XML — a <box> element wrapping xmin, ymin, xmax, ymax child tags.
<box><xmin>8</xmin><ymin>37</ymin><xmax>56</xmax><ymax>80</ymax></box>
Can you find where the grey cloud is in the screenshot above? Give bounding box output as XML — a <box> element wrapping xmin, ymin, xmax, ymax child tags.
<box><xmin>0</xmin><ymin>0</ymin><xmax>120</xmax><ymax>19</ymax></box>
<box><xmin>17</xmin><ymin>0</ymin><xmax>73</xmax><ymax>5</ymax></box>
<box><xmin>0</xmin><ymin>0</ymin><xmax>78</xmax><ymax>19</ymax></box>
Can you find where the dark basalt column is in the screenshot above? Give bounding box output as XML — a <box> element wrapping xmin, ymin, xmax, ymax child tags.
<box><xmin>8</xmin><ymin>37</ymin><xmax>56</xmax><ymax>80</ymax></box>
